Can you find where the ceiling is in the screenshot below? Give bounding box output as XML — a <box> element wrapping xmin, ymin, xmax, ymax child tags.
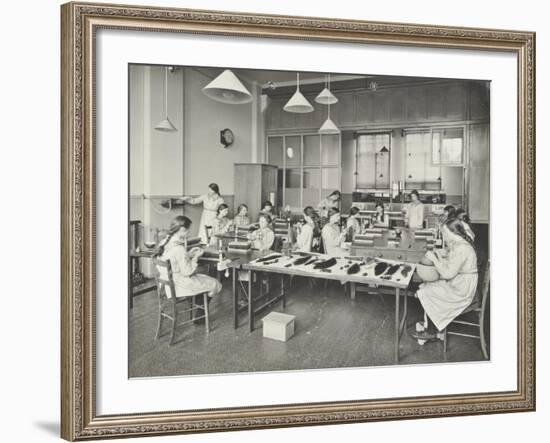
<box><xmin>189</xmin><ymin>66</ymin><xmax>480</xmax><ymax>97</ymax></box>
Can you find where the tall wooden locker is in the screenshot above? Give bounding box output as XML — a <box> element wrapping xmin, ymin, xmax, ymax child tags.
<box><xmin>234</xmin><ymin>163</ymin><xmax>278</xmax><ymax>222</ymax></box>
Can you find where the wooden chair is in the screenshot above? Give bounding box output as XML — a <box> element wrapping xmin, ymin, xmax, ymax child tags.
<box><xmin>443</xmin><ymin>259</ymin><xmax>490</xmax><ymax>359</ymax></box>
<box><xmin>152</xmin><ymin>258</ymin><xmax>210</xmax><ymax>345</ymax></box>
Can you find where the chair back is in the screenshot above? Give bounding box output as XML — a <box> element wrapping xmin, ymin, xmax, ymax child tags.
<box><xmin>152</xmin><ymin>258</ymin><xmax>177</xmax><ymax>299</ymax></box>
<box><xmin>478</xmin><ymin>259</ymin><xmax>490</xmax><ymax>313</ymax></box>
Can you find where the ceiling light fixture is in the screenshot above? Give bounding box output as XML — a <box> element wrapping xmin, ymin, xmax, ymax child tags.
<box><xmin>155</xmin><ymin>66</ymin><xmax>177</xmax><ymax>132</ymax></box>
<box><xmin>318</xmin><ymin>74</ymin><xmax>340</xmax><ymax>135</ymax></box>
<box><xmin>202</xmin><ymin>69</ymin><xmax>253</xmax><ymax>104</ymax></box>
<box><xmin>315</xmin><ymin>74</ymin><xmax>338</xmax><ymax>105</ymax></box>
<box><xmin>283</xmin><ymin>72</ymin><xmax>314</xmax><ymax>113</ymax></box>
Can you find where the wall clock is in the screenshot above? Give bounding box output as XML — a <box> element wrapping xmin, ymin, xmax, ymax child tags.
<box><xmin>220</xmin><ymin>128</ymin><xmax>234</xmax><ymax>147</ymax></box>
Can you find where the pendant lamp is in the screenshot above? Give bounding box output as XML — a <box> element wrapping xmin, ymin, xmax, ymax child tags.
<box><xmin>155</xmin><ymin>67</ymin><xmax>177</xmax><ymax>132</ymax></box>
<box><xmin>283</xmin><ymin>73</ymin><xmax>314</xmax><ymax>113</ymax></box>
<box><xmin>318</xmin><ymin>74</ymin><xmax>340</xmax><ymax>134</ymax></box>
<box><xmin>202</xmin><ymin>69</ymin><xmax>252</xmax><ymax>104</ymax></box>
<box><xmin>315</xmin><ymin>74</ymin><xmax>338</xmax><ymax>105</ymax></box>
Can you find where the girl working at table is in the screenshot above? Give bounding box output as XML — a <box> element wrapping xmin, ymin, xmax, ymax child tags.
<box><xmin>155</xmin><ymin>215</ymin><xmax>222</xmax><ymax>299</ymax></box>
<box><xmin>402</xmin><ymin>190</ymin><xmax>425</xmax><ymax>229</ymax></box>
<box><xmin>411</xmin><ymin>217</ymin><xmax>478</xmax><ymax>342</ymax></box>
<box><xmin>321</xmin><ymin>208</ymin><xmax>347</xmax><ymax>256</ymax></box>
<box><xmin>234</xmin><ymin>203</ymin><xmax>250</xmax><ymax>227</ymax></box>
<box><xmin>209</xmin><ymin>203</ymin><xmax>233</xmax><ymax>246</ymax></box>
<box><xmin>248</xmin><ymin>213</ymin><xmax>275</xmax><ymax>252</ymax></box>
<box><xmin>373</xmin><ymin>202</ymin><xmax>390</xmax><ymax>228</ymax></box>
<box><xmin>295</xmin><ymin>206</ymin><xmax>318</xmax><ymax>253</ymax></box>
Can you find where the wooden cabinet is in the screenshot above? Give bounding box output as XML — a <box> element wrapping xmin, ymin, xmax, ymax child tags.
<box><xmin>234</xmin><ymin>163</ymin><xmax>278</xmax><ymax>222</ymax></box>
<box><xmin>467</xmin><ymin>124</ymin><xmax>490</xmax><ymax>223</ymax></box>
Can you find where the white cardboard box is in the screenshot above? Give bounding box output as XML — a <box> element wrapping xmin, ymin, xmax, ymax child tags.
<box><xmin>262</xmin><ymin>312</ymin><xmax>296</xmax><ymax>342</ymax></box>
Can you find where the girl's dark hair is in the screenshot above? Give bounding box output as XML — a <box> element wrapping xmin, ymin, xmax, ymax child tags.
<box><xmin>444</xmin><ymin>205</ymin><xmax>456</xmax><ymax>217</ymax></box>
<box><xmin>375</xmin><ymin>201</ymin><xmax>385</xmax><ymax>218</ymax></box>
<box><xmin>209</xmin><ymin>183</ymin><xmax>220</xmax><ymax>196</ymax></box>
<box><xmin>303</xmin><ymin>206</ymin><xmax>314</xmax><ymax>215</ymax></box>
<box><xmin>328</xmin><ymin>207</ymin><xmax>340</xmax><ymax>216</ymax></box>
<box><xmin>454</xmin><ymin>208</ymin><xmax>471</xmax><ymax>224</ymax></box>
<box><xmin>349</xmin><ymin>206</ymin><xmax>360</xmax><ymax>216</ymax></box>
<box><xmin>258</xmin><ymin>212</ymin><xmax>272</xmax><ymax>224</ymax></box>
<box><xmin>262</xmin><ymin>200</ymin><xmax>273</xmax><ymax>209</ymax></box>
<box><xmin>410</xmin><ymin>190</ymin><xmax>420</xmax><ymax>199</ymax></box>
<box><xmin>154</xmin><ymin>215</ymin><xmax>192</xmax><ymax>257</ymax></box>
<box><xmin>443</xmin><ymin>217</ymin><xmax>474</xmax><ymax>246</ymax></box>
<box><xmin>237</xmin><ymin>203</ymin><xmax>248</xmax><ymax>214</ymax></box>
<box><xmin>328</xmin><ymin>190</ymin><xmax>341</xmax><ymax>199</ymax></box>
<box><xmin>216</xmin><ymin>203</ymin><xmax>229</xmax><ymax>216</ymax></box>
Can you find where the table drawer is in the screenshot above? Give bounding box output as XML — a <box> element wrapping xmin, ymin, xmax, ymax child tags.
<box><xmin>350</xmin><ymin>246</ymin><xmax>425</xmax><ymax>263</ymax></box>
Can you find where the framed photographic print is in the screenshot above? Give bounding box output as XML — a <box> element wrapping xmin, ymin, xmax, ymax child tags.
<box><xmin>60</xmin><ymin>1</ymin><xmax>536</xmax><ymax>440</ymax></box>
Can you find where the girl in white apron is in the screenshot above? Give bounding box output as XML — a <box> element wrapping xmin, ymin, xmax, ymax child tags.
<box><xmin>156</xmin><ymin>216</ymin><xmax>222</xmax><ymax>299</ymax></box>
<box><xmin>209</xmin><ymin>203</ymin><xmax>233</xmax><ymax>246</ymax></box>
<box><xmin>411</xmin><ymin>217</ymin><xmax>478</xmax><ymax>341</ymax></box>
<box><xmin>181</xmin><ymin>183</ymin><xmax>224</xmax><ymax>244</ymax></box>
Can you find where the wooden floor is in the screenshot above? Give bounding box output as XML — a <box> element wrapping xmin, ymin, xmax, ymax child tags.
<box><xmin>128</xmin><ymin>274</ymin><xmax>489</xmax><ymax>378</ymax></box>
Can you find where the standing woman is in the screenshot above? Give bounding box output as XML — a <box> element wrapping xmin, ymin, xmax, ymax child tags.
<box><xmin>318</xmin><ymin>190</ymin><xmax>341</xmax><ymax>218</ymax></box>
<box><xmin>402</xmin><ymin>190</ymin><xmax>425</xmax><ymax>229</ymax></box>
<box><xmin>411</xmin><ymin>217</ymin><xmax>478</xmax><ymax>341</ymax></box>
<box><xmin>181</xmin><ymin>183</ymin><xmax>224</xmax><ymax>244</ymax></box>
<box><xmin>155</xmin><ymin>215</ymin><xmax>222</xmax><ymax>299</ymax></box>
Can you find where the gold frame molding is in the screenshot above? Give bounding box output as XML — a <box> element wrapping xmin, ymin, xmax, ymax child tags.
<box><xmin>60</xmin><ymin>1</ymin><xmax>536</xmax><ymax>440</ymax></box>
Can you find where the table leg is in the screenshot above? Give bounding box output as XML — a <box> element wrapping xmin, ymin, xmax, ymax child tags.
<box><xmin>350</xmin><ymin>282</ymin><xmax>356</xmax><ymax>301</ymax></box>
<box><xmin>395</xmin><ymin>287</ymin><xmax>400</xmax><ymax>363</ymax></box>
<box><xmin>399</xmin><ymin>290</ymin><xmax>408</xmax><ymax>337</ymax></box>
<box><xmin>232</xmin><ymin>267</ymin><xmax>238</xmax><ymax>329</ymax></box>
<box><xmin>281</xmin><ymin>274</ymin><xmax>286</xmax><ymax>309</ymax></box>
<box><xmin>248</xmin><ymin>270</ymin><xmax>254</xmax><ymax>332</ymax></box>
<box><xmin>129</xmin><ymin>257</ymin><xmax>134</xmax><ymax>309</ymax></box>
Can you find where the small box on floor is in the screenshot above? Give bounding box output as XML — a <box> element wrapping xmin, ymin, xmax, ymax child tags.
<box><xmin>262</xmin><ymin>312</ymin><xmax>295</xmax><ymax>342</ymax></box>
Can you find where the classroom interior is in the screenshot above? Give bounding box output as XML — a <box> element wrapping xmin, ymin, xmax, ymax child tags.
<box><xmin>128</xmin><ymin>65</ymin><xmax>490</xmax><ymax>377</ymax></box>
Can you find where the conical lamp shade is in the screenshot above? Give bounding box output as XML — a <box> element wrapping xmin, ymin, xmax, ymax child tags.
<box><xmin>283</xmin><ymin>89</ymin><xmax>314</xmax><ymax>113</ymax></box>
<box><xmin>315</xmin><ymin>87</ymin><xmax>338</xmax><ymax>105</ymax></box>
<box><xmin>155</xmin><ymin>117</ymin><xmax>177</xmax><ymax>132</ymax></box>
<box><xmin>318</xmin><ymin>117</ymin><xmax>340</xmax><ymax>134</ymax></box>
<box><xmin>202</xmin><ymin>69</ymin><xmax>252</xmax><ymax>104</ymax></box>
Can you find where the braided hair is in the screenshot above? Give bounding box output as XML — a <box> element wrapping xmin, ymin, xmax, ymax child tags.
<box><xmin>154</xmin><ymin>215</ymin><xmax>192</xmax><ymax>257</ymax></box>
<box><xmin>443</xmin><ymin>216</ymin><xmax>474</xmax><ymax>247</ymax></box>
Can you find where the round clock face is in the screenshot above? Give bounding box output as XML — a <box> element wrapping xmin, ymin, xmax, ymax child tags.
<box><xmin>221</xmin><ymin>128</ymin><xmax>234</xmax><ymax>146</ymax></box>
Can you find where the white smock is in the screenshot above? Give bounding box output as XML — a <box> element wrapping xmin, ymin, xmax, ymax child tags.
<box><xmin>159</xmin><ymin>241</ymin><xmax>222</xmax><ymax>298</ymax></box>
<box><xmin>321</xmin><ymin>223</ymin><xmax>347</xmax><ymax>256</ymax></box>
<box><xmin>417</xmin><ymin>238</ymin><xmax>478</xmax><ymax>331</ymax></box>
<box><xmin>185</xmin><ymin>194</ymin><xmax>224</xmax><ymax>243</ymax></box>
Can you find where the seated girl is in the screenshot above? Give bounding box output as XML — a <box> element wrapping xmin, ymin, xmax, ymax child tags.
<box><xmin>233</xmin><ymin>203</ymin><xmax>250</xmax><ymax>227</ymax></box>
<box><xmin>455</xmin><ymin>208</ymin><xmax>475</xmax><ymax>242</ymax></box>
<box><xmin>248</xmin><ymin>213</ymin><xmax>275</xmax><ymax>252</ymax></box>
<box><xmin>346</xmin><ymin>207</ymin><xmax>361</xmax><ymax>239</ymax></box>
<box><xmin>411</xmin><ymin>217</ymin><xmax>478</xmax><ymax>342</ymax></box>
<box><xmin>155</xmin><ymin>215</ymin><xmax>222</xmax><ymax>299</ymax></box>
<box><xmin>373</xmin><ymin>201</ymin><xmax>389</xmax><ymax>228</ymax></box>
<box><xmin>295</xmin><ymin>206</ymin><xmax>316</xmax><ymax>253</ymax></box>
<box><xmin>258</xmin><ymin>200</ymin><xmax>274</xmax><ymax>220</ymax></box>
<box><xmin>209</xmin><ymin>203</ymin><xmax>233</xmax><ymax>246</ymax></box>
<box><xmin>321</xmin><ymin>208</ymin><xmax>347</xmax><ymax>256</ymax></box>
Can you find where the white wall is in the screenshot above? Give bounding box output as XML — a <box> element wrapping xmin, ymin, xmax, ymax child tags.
<box><xmin>1</xmin><ymin>1</ymin><xmax>547</xmax><ymax>443</ymax></box>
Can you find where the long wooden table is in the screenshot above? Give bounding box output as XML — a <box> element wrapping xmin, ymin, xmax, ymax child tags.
<box><xmin>237</xmin><ymin>252</ymin><xmax>416</xmax><ymax>363</ymax></box>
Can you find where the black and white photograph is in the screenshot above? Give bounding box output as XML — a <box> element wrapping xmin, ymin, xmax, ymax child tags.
<box><xmin>128</xmin><ymin>64</ymin><xmax>491</xmax><ymax>378</ymax></box>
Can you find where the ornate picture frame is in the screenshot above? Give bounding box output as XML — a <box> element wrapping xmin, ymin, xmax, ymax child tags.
<box><xmin>61</xmin><ymin>1</ymin><xmax>536</xmax><ymax>440</ymax></box>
